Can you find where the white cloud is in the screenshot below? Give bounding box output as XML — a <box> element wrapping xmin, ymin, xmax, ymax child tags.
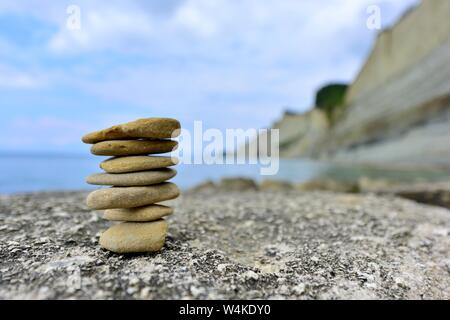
<box><xmin>0</xmin><ymin>0</ymin><xmax>420</xmax><ymax>137</ymax></box>
<box><xmin>45</xmin><ymin>0</ymin><xmax>419</xmax><ymax>129</ymax></box>
<box><xmin>0</xmin><ymin>65</ymin><xmax>44</xmax><ymax>89</ymax></box>
<box><xmin>48</xmin><ymin>4</ymin><xmax>156</xmax><ymax>53</ymax></box>
<box><xmin>4</xmin><ymin>116</ymin><xmax>90</xmax><ymax>148</ymax></box>
<box><xmin>171</xmin><ymin>0</ymin><xmax>220</xmax><ymax>38</ymax></box>
<box><xmin>0</xmin><ymin>0</ymin><xmax>418</xmax><ymax>57</ymax></box>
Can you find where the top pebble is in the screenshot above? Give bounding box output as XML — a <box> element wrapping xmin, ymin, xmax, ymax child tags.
<box><xmin>82</xmin><ymin>118</ymin><xmax>181</xmax><ymax>144</ymax></box>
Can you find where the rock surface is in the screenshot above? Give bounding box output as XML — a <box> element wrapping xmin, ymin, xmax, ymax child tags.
<box><xmin>0</xmin><ymin>190</ymin><xmax>449</xmax><ymax>299</ymax></box>
<box><xmin>101</xmin><ymin>156</ymin><xmax>178</xmax><ymax>173</ymax></box>
<box><xmin>104</xmin><ymin>205</ymin><xmax>173</xmax><ymax>222</ymax></box>
<box><xmin>86</xmin><ymin>183</ymin><xmax>180</xmax><ymax>210</ymax></box>
<box><xmin>91</xmin><ymin>140</ymin><xmax>178</xmax><ymax>156</ymax></box>
<box><xmin>255</xmin><ymin>3</ymin><xmax>450</xmax><ymax>168</ymax></box>
<box><xmin>218</xmin><ymin>178</ymin><xmax>258</xmax><ymax>191</ymax></box>
<box><xmin>239</xmin><ymin>109</ymin><xmax>329</xmax><ymax>158</ymax></box>
<box><xmin>86</xmin><ymin>169</ymin><xmax>176</xmax><ymax>187</ymax></box>
<box><xmin>259</xmin><ymin>180</ymin><xmax>294</xmax><ymax>191</ymax></box>
<box><xmin>99</xmin><ymin>220</ymin><xmax>168</xmax><ymax>253</ymax></box>
<box><xmin>82</xmin><ymin>118</ymin><xmax>180</xmax><ymax>144</ymax></box>
<box><xmin>376</xmin><ymin>181</ymin><xmax>450</xmax><ymax>209</ymax></box>
<box><xmin>297</xmin><ymin>178</ymin><xmax>358</xmax><ymax>193</ymax></box>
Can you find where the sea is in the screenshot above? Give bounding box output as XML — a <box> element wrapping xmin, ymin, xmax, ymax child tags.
<box><xmin>1</xmin><ymin>154</ymin><xmax>450</xmax><ymax>194</ymax></box>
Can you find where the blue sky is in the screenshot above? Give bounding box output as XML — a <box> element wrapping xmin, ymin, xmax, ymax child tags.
<box><xmin>0</xmin><ymin>0</ymin><xmax>418</xmax><ymax>154</ymax></box>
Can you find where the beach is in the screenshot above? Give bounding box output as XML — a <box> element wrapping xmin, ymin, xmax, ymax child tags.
<box><xmin>1</xmin><ymin>188</ymin><xmax>449</xmax><ymax>299</ymax></box>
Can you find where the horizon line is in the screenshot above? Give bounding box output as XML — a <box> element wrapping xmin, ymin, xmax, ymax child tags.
<box><xmin>0</xmin><ymin>150</ymin><xmax>90</xmax><ymax>159</ymax></box>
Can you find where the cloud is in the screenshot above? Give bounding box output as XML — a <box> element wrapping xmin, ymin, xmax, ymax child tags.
<box><xmin>65</xmin><ymin>0</ymin><xmax>415</xmax><ymax>128</ymax></box>
<box><xmin>0</xmin><ymin>0</ymin><xmax>420</xmax><ymax>151</ymax></box>
<box><xmin>1</xmin><ymin>0</ymin><xmax>418</xmax><ymax>57</ymax></box>
<box><xmin>48</xmin><ymin>4</ymin><xmax>156</xmax><ymax>53</ymax></box>
<box><xmin>1</xmin><ymin>116</ymin><xmax>90</xmax><ymax>150</ymax></box>
<box><xmin>0</xmin><ymin>64</ymin><xmax>44</xmax><ymax>89</ymax></box>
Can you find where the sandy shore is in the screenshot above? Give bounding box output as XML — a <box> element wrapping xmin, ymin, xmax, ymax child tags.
<box><xmin>0</xmin><ymin>189</ymin><xmax>449</xmax><ymax>299</ymax></box>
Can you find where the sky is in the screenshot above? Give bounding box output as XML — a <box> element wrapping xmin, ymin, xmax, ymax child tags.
<box><xmin>0</xmin><ymin>0</ymin><xmax>418</xmax><ymax>154</ymax></box>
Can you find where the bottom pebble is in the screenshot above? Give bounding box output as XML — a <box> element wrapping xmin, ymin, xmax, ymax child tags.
<box><xmin>99</xmin><ymin>220</ymin><xmax>168</xmax><ymax>253</ymax></box>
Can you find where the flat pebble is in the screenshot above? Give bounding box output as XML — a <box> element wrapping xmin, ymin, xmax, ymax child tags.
<box><xmin>86</xmin><ymin>169</ymin><xmax>176</xmax><ymax>186</ymax></box>
<box><xmin>86</xmin><ymin>183</ymin><xmax>180</xmax><ymax>209</ymax></box>
<box><xmin>100</xmin><ymin>156</ymin><xmax>178</xmax><ymax>173</ymax></box>
<box><xmin>82</xmin><ymin>118</ymin><xmax>180</xmax><ymax>144</ymax></box>
<box><xmin>103</xmin><ymin>205</ymin><xmax>173</xmax><ymax>222</ymax></box>
<box><xmin>99</xmin><ymin>220</ymin><xmax>168</xmax><ymax>253</ymax></box>
<box><xmin>91</xmin><ymin>140</ymin><xmax>177</xmax><ymax>156</ymax></box>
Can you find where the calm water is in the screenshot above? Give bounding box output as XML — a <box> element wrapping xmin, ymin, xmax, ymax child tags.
<box><xmin>1</xmin><ymin>154</ymin><xmax>450</xmax><ymax>194</ymax></box>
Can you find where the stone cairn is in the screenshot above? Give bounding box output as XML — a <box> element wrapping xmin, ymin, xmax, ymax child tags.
<box><xmin>82</xmin><ymin>118</ymin><xmax>180</xmax><ymax>253</ymax></box>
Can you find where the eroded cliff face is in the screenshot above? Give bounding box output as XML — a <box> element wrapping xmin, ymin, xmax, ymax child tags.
<box><xmin>319</xmin><ymin>35</ymin><xmax>450</xmax><ymax>165</ymax></box>
<box><xmin>240</xmin><ymin>109</ymin><xmax>329</xmax><ymax>159</ymax></box>
<box><xmin>275</xmin><ymin>1</ymin><xmax>450</xmax><ymax>168</ymax></box>
<box><xmin>274</xmin><ymin>110</ymin><xmax>329</xmax><ymax>158</ymax></box>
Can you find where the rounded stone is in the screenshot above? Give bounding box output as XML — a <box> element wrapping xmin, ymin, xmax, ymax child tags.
<box><xmin>82</xmin><ymin>118</ymin><xmax>180</xmax><ymax>144</ymax></box>
<box><xmin>103</xmin><ymin>205</ymin><xmax>173</xmax><ymax>222</ymax></box>
<box><xmin>99</xmin><ymin>220</ymin><xmax>168</xmax><ymax>253</ymax></box>
<box><xmin>91</xmin><ymin>140</ymin><xmax>178</xmax><ymax>156</ymax></box>
<box><xmin>100</xmin><ymin>156</ymin><xmax>178</xmax><ymax>174</ymax></box>
<box><xmin>86</xmin><ymin>182</ymin><xmax>180</xmax><ymax>210</ymax></box>
<box><xmin>86</xmin><ymin>168</ymin><xmax>177</xmax><ymax>186</ymax></box>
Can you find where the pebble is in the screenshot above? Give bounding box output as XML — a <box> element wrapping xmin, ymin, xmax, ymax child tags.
<box><xmin>100</xmin><ymin>156</ymin><xmax>178</xmax><ymax>173</ymax></box>
<box><xmin>86</xmin><ymin>183</ymin><xmax>180</xmax><ymax>210</ymax></box>
<box><xmin>91</xmin><ymin>140</ymin><xmax>178</xmax><ymax>156</ymax></box>
<box><xmin>86</xmin><ymin>168</ymin><xmax>176</xmax><ymax>186</ymax></box>
<box><xmin>99</xmin><ymin>220</ymin><xmax>168</xmax><ymax>253</ymax></box>
<box><xmin>103</xmin><ymin>205</ymin><xmax>173</xmax><ymax>222</ymax></box>
<box><xmin>82</xmin><ymin>118</ymin><xmax>180</xmax><ymax>144</ymax></box>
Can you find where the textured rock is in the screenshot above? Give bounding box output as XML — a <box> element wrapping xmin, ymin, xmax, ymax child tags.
<box><xmin>378</xmin><ymin>181</ymin><xmax>450</xmax><ymax>209</ymax></box>
<box><xmin>99</xmin><ymin>220</ymin><xmax>168</xmax><ymax>253</ymax></box>
<box><xmin>240</xmin><ymin>109</ymin><xmax>329</xmax><ymax>158</ymax></box>
<box><xmin>297</xmin><ymin>178</ymin><xmax>358</xmax><ymax>193</ymax></box>
<box><xmin>91</xmin><ymin>140</ymin><xmax>178</xmax><ymax>156</ymax></box>
<box><xmin>259</xmin><ymin>180</ymin><xmax>294</xmax><ymax>191</ymax></box>
<box><xmin>218</xmin><ymin>177</ymin><xmax>258</xmax><ymax>191</ymax></box>
<box><xmin>357</xmin><ymin>177</ymin><xmax>399</xmax><ymax>193</ymax></box>
<box><xmin>86</xmin><ymin>183</ymin><xmax>180</xmax><ymax>209</ymax></box>
<box><xmin>82</xmin><ymin>118</ymin><xmax>180</xmax><ymax>144</ymax></box>
<box><xmin>104</xmin><ymin>205</ymin><xmax>173</xmax><ymax>222</ymax></box>
<box><xmin>187</xmin><ymin>181</ymin><xmax>216</xmax><ymax>193</ymax></box>
<box><xmin>1</xmin><ymin>190</ymin><xmax>449</xmax><ymax>299</ymax></box>
<box><xmin>100</xmin><ymin>156</ymin><xmax>178</xmax><ymax>174</ymax></box>
<box><xmin>86</xmin><ymin>169</ymin><xmax>176</xmax><ymax>187</ymax></box>
<box><xmin>320</xmin><ymin>27</ymin><xmax>450</xmax><ymax>166</ymax></box>
<box><xmin>253</xmin><ymin>3</ymin><xmax>450</xmax><ymax>168</ymax></box>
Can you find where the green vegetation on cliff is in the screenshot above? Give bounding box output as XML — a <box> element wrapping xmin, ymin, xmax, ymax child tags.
<box><xmin>315</xmin><ymin>83</ymin><xmax>348</xmax><ymax>121</ymax></box>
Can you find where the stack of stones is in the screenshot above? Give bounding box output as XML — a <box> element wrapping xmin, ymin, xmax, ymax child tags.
<box><xmin>82</xmin><ymin>118</ymin><xmax>180</xmax><ymax>254</ymax></box>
